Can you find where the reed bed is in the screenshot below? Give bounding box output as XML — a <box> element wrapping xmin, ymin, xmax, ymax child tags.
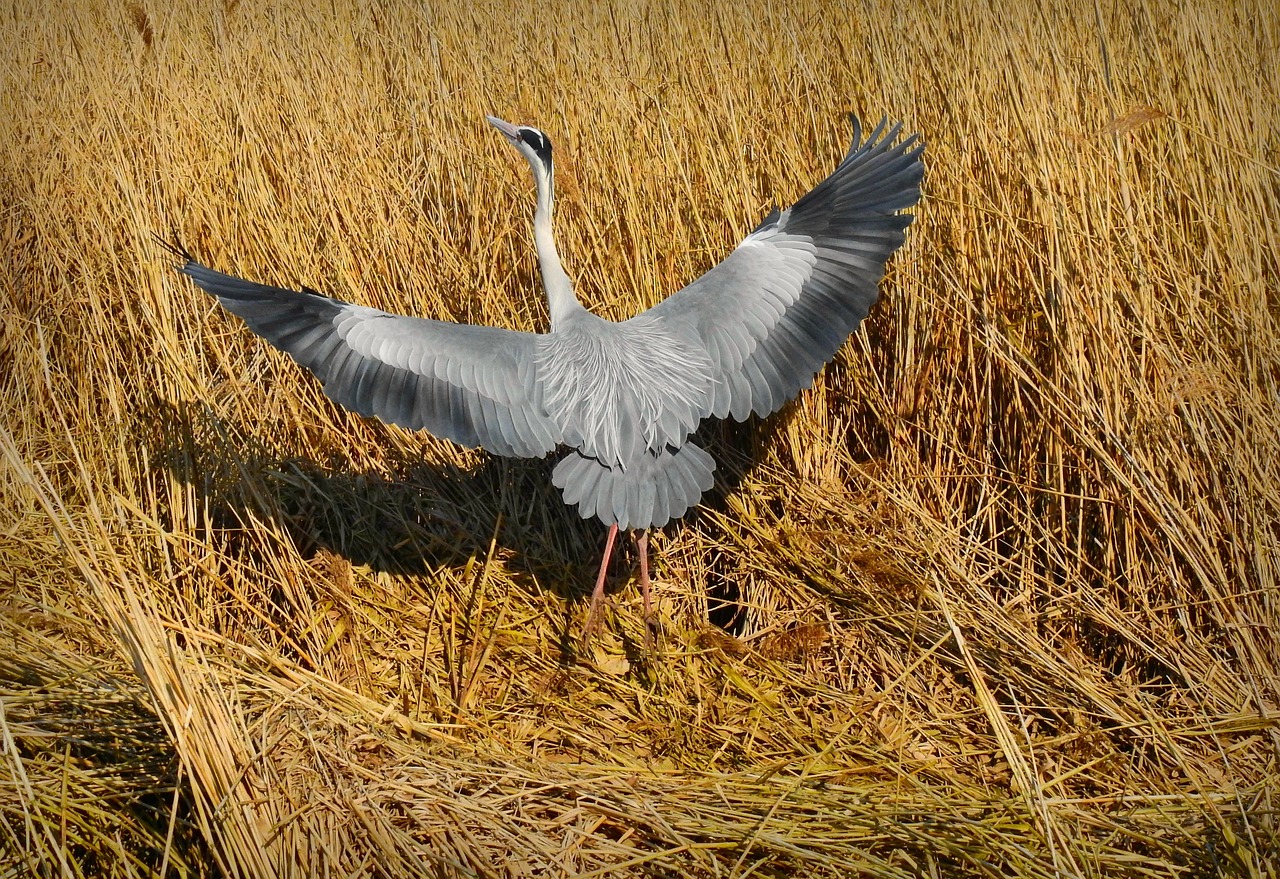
<box><xmin>2</xmin><ymin>0</ymin><xmax>1277</xmax><ymax>875</ymax></box>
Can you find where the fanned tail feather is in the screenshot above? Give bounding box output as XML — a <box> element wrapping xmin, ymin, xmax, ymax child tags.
<box><xmin>553</xmin><ymin>443</ymin><xmax>715</xmax><ymax>530</ymax></box>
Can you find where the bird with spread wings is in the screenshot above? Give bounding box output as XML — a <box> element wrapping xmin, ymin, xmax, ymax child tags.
<box><xmin>172</xmin><ymin>113</ymin><xmax>924</xmax><ymax>646</ymax></box>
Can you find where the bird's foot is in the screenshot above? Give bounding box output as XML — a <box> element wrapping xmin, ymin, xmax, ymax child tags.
<box><xmin>643</xmin><ymin>615</ymin><xmax>665</xmax><ymax>655</ymax></box>
<box><xmin>579</xmin><ymin>598</ymin><xmax>607</xmax><ymax>654</ymax></box>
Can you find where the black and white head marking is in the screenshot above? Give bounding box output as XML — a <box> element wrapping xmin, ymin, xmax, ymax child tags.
<box><xmin>517</xmin><ymin>126</ymin><xmax>553</xmax><ymax>168</ymax></box>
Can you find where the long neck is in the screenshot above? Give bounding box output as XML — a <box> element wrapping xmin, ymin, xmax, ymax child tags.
<box><xmin>530</xmin><ymin>161</ymin><xmax>583</xmax><ymax>329</ymax></box>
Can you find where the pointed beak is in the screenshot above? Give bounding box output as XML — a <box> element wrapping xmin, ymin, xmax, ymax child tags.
<box><xmin>486</xmin><ymin>116</ymin><xmax>521</xmax><ymax>143</ymax></box>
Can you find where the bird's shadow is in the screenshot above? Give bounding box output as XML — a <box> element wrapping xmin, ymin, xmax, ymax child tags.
<box><xmin>144</xmin><ymin>396</ymin><xmax>765</xmax><ymax>625</ymax></box>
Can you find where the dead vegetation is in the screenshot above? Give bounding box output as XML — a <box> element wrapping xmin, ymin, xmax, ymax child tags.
<box><xmin>2</xmin><ymin>0</ymin><xmax>1277</xmax><ymax>875</ymax></box>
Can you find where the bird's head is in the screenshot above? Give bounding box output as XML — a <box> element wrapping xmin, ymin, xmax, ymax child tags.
<box><xmin>487</xmin><ymin>116</ymin><xmax>553</xmax><ymax>179</ymax></box>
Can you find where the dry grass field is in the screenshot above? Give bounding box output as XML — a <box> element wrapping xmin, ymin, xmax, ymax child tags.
<box><xmin>2</xmin><ymin>0</ymin><xmax>1278</xmax><ymax>875</ymax></box>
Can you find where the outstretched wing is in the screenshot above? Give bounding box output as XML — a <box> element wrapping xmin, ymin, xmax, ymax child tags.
<box><xmin>646</xmin><ymin>116</ymin><xmax>924</xmax><ymax>421</ymax></box>
<box><xmin>180</xmin><ymin>260</ymin><xmax>562</xmax><ymax>458</ymax></box>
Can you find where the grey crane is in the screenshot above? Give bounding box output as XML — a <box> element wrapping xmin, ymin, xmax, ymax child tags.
<box><xmin>174</xmin><ymin>113</ymin><xmax>924</xmax><ymax>645</ymax></box>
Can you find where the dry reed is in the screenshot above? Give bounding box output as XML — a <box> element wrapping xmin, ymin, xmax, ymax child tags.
<box><xmin>2</xmin><ymin>0</ymin><xmax>1277</xmax><ymax>875</ymax></box>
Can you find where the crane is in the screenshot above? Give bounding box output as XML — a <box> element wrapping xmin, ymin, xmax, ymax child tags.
<box><xmin>173</xmin><ymin>113</ymin><xmax>924</xmax><ymax>647</ymax></box>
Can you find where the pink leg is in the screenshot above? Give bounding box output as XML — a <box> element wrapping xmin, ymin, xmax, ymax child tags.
<box><xmin>582</xmin><ymin>522</ymin><xmax>619</xmax><ymax>645</ymax></box>
<box><xmin>636</xmin><ymin>530</ymin><xmax>655</xmax><ymax>650</ymax></box>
